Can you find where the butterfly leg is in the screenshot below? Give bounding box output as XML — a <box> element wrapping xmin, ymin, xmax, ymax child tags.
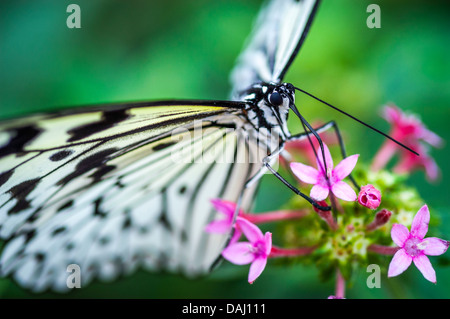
<box><xmin>244</xmin><ymin>148</ymin><xmax>331</xmax><ymax>211</ymax></box>
<box><xmin>263</xmin><ymin>159</ymin><xmax>331</xmax><ymax>211</ymax></box>
<box><xmin>244</xmin><ymin>146</ymin><xmax>284</xmax><ymax>188</ymax></box>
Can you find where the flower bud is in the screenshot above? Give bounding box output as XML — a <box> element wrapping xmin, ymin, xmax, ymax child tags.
<box><xmin>366</xmin><ymin>209</ymin><xmax>392</xmax><ymax>231</ymax></box>
<box><xmin>375</xmin><ymin>209</ymin><xmax>392</xmax><ymax>225</ymax></box>
<box><xmin>358</xmin><ymin>184</ymin><xmax>381</xmax><ymax>209</ymax></box>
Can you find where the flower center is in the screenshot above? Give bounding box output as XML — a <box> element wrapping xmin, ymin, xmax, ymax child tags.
<box><xmin>318</xmin><ymin>168</ymin><xmax>335</xmax><ymax>187</ymax></box>
<box><xmin>326</xmin><ymin>167</ymin><xmax>333</xmax><ymax>180</ymax></box>
<box><xmin>404</xmin><ymin>237</ymin><xmax>426</xmax><ymax>257</ymax></box>
<box><xmin>250</xmin><ymin>241</ymin><xmax>266</xmax><ymax>258</ymax></box>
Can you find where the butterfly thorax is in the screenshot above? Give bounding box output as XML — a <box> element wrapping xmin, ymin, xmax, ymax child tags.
<box><xmin>239</xmin><ymin>82</ymin><xmax>294</xmax><ymax>153</ymax></box>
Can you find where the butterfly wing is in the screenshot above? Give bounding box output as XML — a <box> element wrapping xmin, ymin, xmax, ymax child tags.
<box><xmin>0</xmin><ymin>0</ymin><xmax>322</xmax><ymax>293</ymax></box>
<box><xmin>0</xmin><ymin>101</ymin><xmax>263</xmax><ymax>292</ymax></box>
<box><xmin>230</xmin><ymin>0</ymin><xmax>320</xmax><ymax>98</ymax></box>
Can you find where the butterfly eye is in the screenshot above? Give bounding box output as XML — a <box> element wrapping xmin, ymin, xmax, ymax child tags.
<box><xmin>269</xmin><ymin>92</ymin><xmax>283</xmax><ymax>106</ymax></box>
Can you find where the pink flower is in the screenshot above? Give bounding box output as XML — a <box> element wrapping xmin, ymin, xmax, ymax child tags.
<box><xmin>205</xmin><ymin>199</ymin><xmax>243</xmax><ymax>244</ymax></box>
<box><xmin>388</xmin><ymin>205</ymin><xmax>449</xmax><ymax>283</ymax></box>
<box><xmin>290</xmin><ymin>144</ymin><xmax>359</xmax><ymax>201</ymax></box>
<box><xmin>357</xmin><ymin>184</ymin><xmax>381</xmax><ymax>209</ymax></box>
<box><xmin>372</xmin><ymin>104</ymin><xmax>443</xmax><ymax>181</ymax></box>
<box><xmin>221</xmin><ymin>218</ymin><xmax>272</xmax><ymax>283</ymax></box>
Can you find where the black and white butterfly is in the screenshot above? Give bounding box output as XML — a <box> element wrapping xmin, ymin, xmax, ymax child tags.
<box><xmin>0</xmin><ymin>0</ymin><xmax>380</xmax><ymax>292</ymax></box>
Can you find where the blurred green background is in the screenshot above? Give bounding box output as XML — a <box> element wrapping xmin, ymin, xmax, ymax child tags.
<box><xmin>0</xmin><ymin>0</ymin><xmax>449</xmax><ymax>298</ymax></box>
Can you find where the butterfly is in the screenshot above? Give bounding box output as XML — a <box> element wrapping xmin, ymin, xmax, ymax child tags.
<box><xmin>1</xmin><ymin>0</ymin><xmax>412</xmax><ymax>293</ymax></box>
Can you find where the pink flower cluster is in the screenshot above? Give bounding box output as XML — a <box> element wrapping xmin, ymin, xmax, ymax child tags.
<box><xmin>205</xmin><ymin>199</ymin><xmax>312</xmax><ymax>283</ymax></box>
<box><xmin>372</xmin><ymin>105</ymin><xmax>443</xmax><ymax>181</ymax></box>
<box><xmin>204</xmin><ymin>104</ymin><xmax>447</xmax><ymax>296</ymax></box>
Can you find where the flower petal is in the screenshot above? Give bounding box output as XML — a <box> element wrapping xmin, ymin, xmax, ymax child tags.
<box><xmin>388</xmin><ymin>249</ymin><xmax>412</xmax><ymax>277</ymax></box>
<box><xmin>222</xmin><ymin>242</ymin><xmax>255</xmax><ymax>265</ymax></box>
<box><xmin>210</xmin><ymin>199</ymin><xmax>237</xmax><ymax>219</ymax></box>
<box><xmin>290</xmin><ymin>162</ymin><xmax>319</xmax><ymax>184</ymax></box>
<box><xmin>331</xmin><ymin>181</ymin><xmax>356</xmax><ymax>201</ymax></box>
<box><xmin>315</xmin><ymin>144</ymin><xmax>333</xmax><ymax>174</ymax></box>
<box><xmin>236</xmin><ymin>218</ymin><xmax>263</xmax><ymax>243</ymax></box>
<box><xmin>248</xmin><ymin>257</ymin><xmax>268</xmax><ymax>283</ymax></box>
<box><xmin>333</xmin><ymin>154</ymin><xmax>359</xmax><ymax>181</ymax></box>
<box><xmin>422</xmin><ymin>155</ymin><xmax>440</xmax><ymax>182</ymax></box>
<box><xmin>391</xmin><ymin>223</ymin><xmax>410</xmax><ymax>247</ymax></box>
<box><xmin>310</xmin><ymin>184</ymin><xmax>329</xmax><ymax>201</ymax></box>
<box><xmin>423</xmin><ymin>237</ymin><xmax>450</xmax><ymax>256</ymax></box>
<box><xmin>204</xmin><ymin>219</ymin><xmax>232</xmax><ymax>233</ymax></box>
<box><xmin>420</xmin><ymin>127</ymin><xmax>444</xmax><ymax>148</ymax></box>
<box><xmin>411</xmin><ymin>204</ymin><xmax>430</xmax><ymax>239</ymax></box>
<box><xmin>413</xmin><ymin>254</ymin><xmax>436</xmax><ymax>283</ymax></box>
<box><xmin>383</xmin><ymin>105</ymin><xmax>401</xmax><ymax>123</ymax></box>
<box><xmin>229</xmin><ymin>227</ymin><xmax>243</xmax><ymax>245</ymax></box>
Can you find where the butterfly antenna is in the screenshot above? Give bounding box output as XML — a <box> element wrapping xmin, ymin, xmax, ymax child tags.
<box><xmin>293</xmin><ymin>86</ymin><xmax>420</xmax><ymax>156</ymax></box>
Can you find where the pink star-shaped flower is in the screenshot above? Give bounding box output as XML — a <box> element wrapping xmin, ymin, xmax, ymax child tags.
<box><xmin>290</xmin><ymin>144</ymin><xmax>359</xmax><ymax>201</ymax></box>
<box><xmin>388</xmin><ymin>205</ymin><xmax>449</xmax><ymax>283</ymax></box>
<box><xmin>221</xmin><ymin>218</ymin><xmax>272</xmax><ymax>283</ymax></box>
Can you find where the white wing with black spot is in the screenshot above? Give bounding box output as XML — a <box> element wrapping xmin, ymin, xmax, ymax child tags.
<box><xmin>230</xmin><ymin>0</ymin><xmax>319</xmax><ymax>98</ymax></box>
<box><xmin>0</xmin><ymin>101</ymin><xmax>263</xmax><ymax>292</ymax></box>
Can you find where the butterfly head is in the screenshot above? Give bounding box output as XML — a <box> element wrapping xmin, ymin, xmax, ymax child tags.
<box><xmin>242</xmin><ymin>82</ymin><xmax>295</xmax><ymax>141</ymax></box>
